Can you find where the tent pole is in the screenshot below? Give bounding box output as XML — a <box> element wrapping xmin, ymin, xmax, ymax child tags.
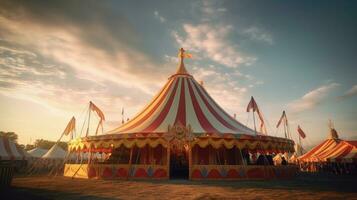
<box><xmin>252</xmin><ymin>111</ymin><xmax>257</xmax><ymax>135</ymax></box>
<box><xmin>167</xmin><ymin>143</ymin><xmax>170</xmax><ymax>180</ymax></box>
<box><xmin>188</xmin><ymin>142</ymin><xmax>192</xmax><ymax>180</ymax></box>
<box><xmin>299</xmin><ymin>134</ymin><xmax>302</xmax><ymax>155</ymax></box>
<box><xmin>238</xmin><ymin>147</ymin><xmax>248</xmax><ymax>179</ymax></box>
<box><xmin>127</xmin><ymin>147</ymin><xmax>134</xmax><ymax>180</ymax></box>
<box><xmin>283</xmin><ymin>121</ymin><xmax>287</xmax><ymax>139</ymax></box>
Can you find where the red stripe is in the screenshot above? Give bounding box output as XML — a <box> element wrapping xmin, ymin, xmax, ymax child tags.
<box><xmin>2</xmin><ymin>137</ymin><xmax>14</xmax><ymax>160</ymax></box>
<box><xmin>143</xmin><ymin>78</ymin><xmax>180</xmax><ymax>132</ymax></box>
<box><xmin>336</xmin><ymin>146</ymin><xmax>353</xmax><ymax>158</ymax></box>
<box><xmin>300</xmin><ymin>140</ymin><xmax>330</xmax><ymax>160</ymax></box>
<box><xmin>191</xmin><ymin>79</ymin><xmax>238</xmax><ymax>131</ymax></box>
<box><xmin>120</xmin><ymin>79</ymin><xmax>176</xmax><ymax>132</ymax></box>
<box><xmin>314</xmin><ymin>141</ymin><xmax>337</xmax><ymax>159</ymax></box>
<box><xmin>174</xmin><ymin>78</ymin><xmax>186</xmax><ymax>126</ymax></box>
<box><xmin>321</xmin><ymin>144</ymin><xmax>347</xmax><ymax>159</ymax></box>
<box><xmin>187</xmin><ymin>78</ymin><xmax>218</xmax><ymax>133</ymax></box>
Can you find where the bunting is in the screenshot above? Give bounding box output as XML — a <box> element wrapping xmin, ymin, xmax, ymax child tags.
<box><xmin>297</xmin><ymin>125</ymin><xmax>306</xmax><ymax>139</ymax></box>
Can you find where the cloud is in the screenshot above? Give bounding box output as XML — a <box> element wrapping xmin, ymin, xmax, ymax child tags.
<box><xmin>0</xmin><ymin>0</ymin><xmax>176</xmax><ymax>130</ymax></box>
<box><xmin>243</xmin><ymin>26</ymin><xmax>274</xmax><ymax>45</ymax></box>
<box><xmin>288</xmin><ymin>83</ymin><xmax>340</xmax><ymax>113</ymax></box>
<box><xmin>339</xmin><ymin>85</ymin><xmax>357</xmax><ymax>99</ymax></box>
<box><xmin>173</xmin><ymin>24</ymin><xmax>256</xmax><ymax>68</ymax></box>
<box><xmin>154</xmin><ymin>11</ymin><xmax>166</xmax><ymax>23</ymax></box>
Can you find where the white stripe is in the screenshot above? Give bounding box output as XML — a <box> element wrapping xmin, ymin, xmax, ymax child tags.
<box><xmin>155</xmin><ymin>77</ymin><xmax>183</xmax><ymax>132</ymax></box>
<box><xmin>112</xmin><ymin>78</ymin><xmax>175</xmax><ymax>133</ymax></box>
<box><xmin>185</xmin><ymin>78</ymin><xmax>205</xmax><ymax>133</ymax></box>
<box><xmin>189</xmin><ymin>79</ymin><xmax>232</xmax><ymax>133</ymax></box>
<box><xmin>193</xmin><ymin>78</ymin><xmax>255</xmax><ymax>135</ymax></box>
<box><xmin>125</xmin><ymin>78</ymin><xmax>181</xmax><ymax>133</ymax></box>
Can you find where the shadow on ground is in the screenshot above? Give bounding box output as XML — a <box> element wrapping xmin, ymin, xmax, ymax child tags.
<box><xmin>0</xmin><ymin>187</ymin><xmax>117</xmax><ymax>200</ymax></box>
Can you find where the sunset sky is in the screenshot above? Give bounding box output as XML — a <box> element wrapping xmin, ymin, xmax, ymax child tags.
<box><xmin>0</xmin><ymin>0</ymin><xmax>356</xmax><ymax>147</ymax></box>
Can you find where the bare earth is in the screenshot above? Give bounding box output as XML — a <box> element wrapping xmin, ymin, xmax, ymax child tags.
<box><xmin>2</xmin><ymin>174</ymin><xmax>357</xmax><ymax>200</ymax></box>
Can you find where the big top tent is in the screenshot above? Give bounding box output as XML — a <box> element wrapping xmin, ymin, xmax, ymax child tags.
<box><xmin>64</xmin><ymin>48</ymin><xmax>295</xmax><ymax>180</ymax></box>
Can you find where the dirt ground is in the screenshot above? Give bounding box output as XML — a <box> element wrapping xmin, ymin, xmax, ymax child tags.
<box><xmin>2</xmin><ymin>174</ymin><xmax>357</xmax><ymax>200</ymax></box>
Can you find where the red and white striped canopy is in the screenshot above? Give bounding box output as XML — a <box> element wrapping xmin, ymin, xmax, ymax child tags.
<box><xmin>299</xmin><ymin>138</ymin><xmax>357</xmax><ymax>163</ymax></box>
<box><xmin>327</xmin><ymin>141</ymin><xmax>357</xmax><ymax>163</ymax></box>
<box><xmin>0</xmin><ymin>137</ymin><xmax>27</xmax><ymax>160</ymax></box>
<box><xmin>298</xmin><ymin>139</ymin><xmax>339</xmax><ymax>162</ymax></box>
<box><xmin>108</xmin><ymin>59</ymin><xmax>256</xmax><ymax>135</ymax></box>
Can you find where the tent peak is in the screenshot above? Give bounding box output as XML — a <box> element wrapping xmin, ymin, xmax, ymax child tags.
<box><xmin>175</xmin><ymin>48</ymin><xmax>191</xmax><ymax>75</ymax></box>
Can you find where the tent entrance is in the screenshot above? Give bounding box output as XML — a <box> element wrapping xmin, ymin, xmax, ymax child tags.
<box><xmin>170</xmin><ymin>147</ymin><xmax>189</xmax><ymax>179</ymax></box>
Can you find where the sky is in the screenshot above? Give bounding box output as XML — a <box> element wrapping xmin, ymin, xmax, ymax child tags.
<box><xmin>0</xmin><ymin>0</ymin><xmax>356</xmax><ymax>148</ymax></box>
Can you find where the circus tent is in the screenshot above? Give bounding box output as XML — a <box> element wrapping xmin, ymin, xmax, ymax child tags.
<box><xmin>299</xmin><ymin>127</ymin><xmax>356</xmax><ymax>163</ymax></box>
<box><xmin>65</xmin><ymin>48</ymin><xmax>295</xmax><ymax>180</ymax></box>
<box><xmin>0</xmin><ymin>137</ymin><xmax>28</xmax><ymax>160</ymax></box>
<box><xmin>28</xmin><ymin>147</ymin><xmax>47</xmax><ymax>158</ymax></box>
<box><xmin>42</xmin><ymin>143</ymin><xmax>66</xmax><ymax>159</ymax></box>
<box><xmin>0</xmin><ymin>137</ymin><xmax>28</xmax><ymax>186</ymax></box>
<box><xmin>298</xmin><ymin>138</ymin><xmax>340</xmax><ymax>162</ymax></box>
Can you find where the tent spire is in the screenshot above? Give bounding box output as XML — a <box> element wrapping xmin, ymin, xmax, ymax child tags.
<box><xmin>176</xmin><ymin>48</ymin><xmax>189</xmax><ymax>74</ymax></box>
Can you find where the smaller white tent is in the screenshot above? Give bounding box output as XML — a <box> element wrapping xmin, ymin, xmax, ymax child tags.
<box><xmin>0</xmin><ymin>137</ymin><xmax>28</xmax><ymax>160</ymax></box>
<box><xmin>27</xmin><ymin>147</ymin><xmax>47</xmax><ymax>158</ymax></box>
<box><xmin>42</xmin><ymin>143</ymin><xmax>67</xmax><ymax>159</ymax></box>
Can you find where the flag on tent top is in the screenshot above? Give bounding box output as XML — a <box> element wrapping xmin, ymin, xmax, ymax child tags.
<box><xmin>297</xmin><ymin>125</ymin><xmax>306</xmax><ymax>138</ymax></box>
<box><xmin>178</xmin><ymin>48</ymin><xmax>192</xmax><ymax>58</ymax></box>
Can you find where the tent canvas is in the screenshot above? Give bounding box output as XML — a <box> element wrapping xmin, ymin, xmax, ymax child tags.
<box><xmin>42</xmin><ymin>143</ymin><xmax>66</xmax><ymax>159</ymax></box>
<box><xmin>28</xmin><ymin>147</ymin><xmax>48</xmax><ymax>158</ymax></box>
<box><xmin>0</xmin><ymin>136</ymin><xmax>28</xmax><ymax>160</ymax></box>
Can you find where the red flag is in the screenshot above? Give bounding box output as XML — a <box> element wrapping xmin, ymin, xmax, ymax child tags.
<box><xmin>256</xmin><ymin>109</ymin><xmax>267</xmax><ymax>134</ymax></box>
<box><xmin>297</xmin><ymin>125</ymin><xmax>306</xmax><ymax>138</ymax></box>
<box><xmin>276</xmin><ymin>111</ymin><xmax>287</xmax><ymax>128</ymax></box>
<box><xmin>246</xmin><ymin>96</ymin><xmax>258</xmax><ymax>112</ymax></box>
<box><xmin>246</xmin><ymin>96</ymin><xmax>267</xmax><ymax>134</ymax></box>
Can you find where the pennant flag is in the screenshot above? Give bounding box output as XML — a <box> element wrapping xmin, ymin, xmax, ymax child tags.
<box><xmin>63</xmin><ymin>116</ymin><xmax>76</xmax><ymax>136</ymax></box>
<box><xmin>178</xmin><ymin>48</ymin><xmax>193</xmax><ymax>58</ymax></box>
<box><xmin>257</xmin><ymin>110</ymin><xmax>267</xmax><ymax>134</ymax></box>
<box><xmin>89</xmin><ymin>101</ymin><xmax>105</xmax><ymax>121</ymax></box>
<box><xmin>297</xmin><ymin>125</ymin><xmax>306</xmax><ymax>139</ymax></box>
<box><xmin>89</xmin><ymin>101</ymin><xmax>105</xmax><ymax>135</ymax></box>
<box><xmin>276</xmin><ymin>111</ymin><xmax>287</xmax><ymax>128</ymax></box>
<box><xmin>246</xmin><ymin>96</ymin><xmax>258</xmax><ymax>112</ymax></box>
<box><xmin>246</xmin><ymin>96</ymin><xmax>267</xmax><ymax>134</ymax></box>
